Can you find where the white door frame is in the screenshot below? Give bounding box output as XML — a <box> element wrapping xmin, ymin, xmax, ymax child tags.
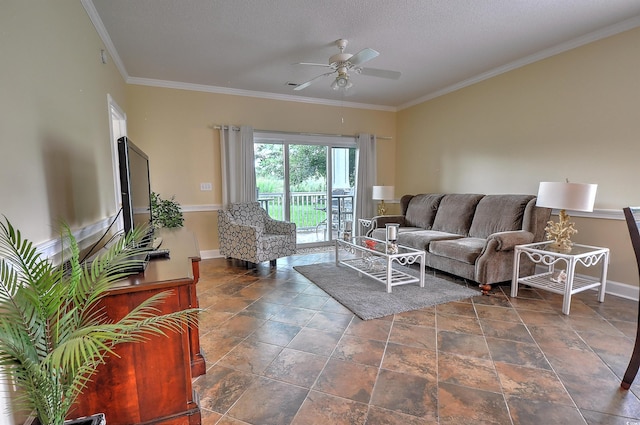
<box><xmin>107</xmin><ymin>94</ymin><xmax>127</xmax><ymax>232</ymax></box>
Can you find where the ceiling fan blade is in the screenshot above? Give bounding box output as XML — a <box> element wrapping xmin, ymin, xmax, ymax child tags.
<box><xmin>358</xmin><ymin>67</ymin><xmax>401</xmax><ymax>80</ymax></box>
<box><xmin>293</xmin><ymin>72</ymin><xmax>334</xmax><ymax>91</ymax></box>
<box><xmin>296</xmin><ymin>62</ymin><xmax>335</xmax><ymax>68</ymax></box>
<box><xmin>348</xmin><ymin>48</ymin><xmax>379</xmax><ymax>66</ymax></box>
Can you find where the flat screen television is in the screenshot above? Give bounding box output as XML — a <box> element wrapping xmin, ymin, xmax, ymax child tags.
<box><xmin>117</xmin><ymin>136</ymin><xmax>153</xmax><ymax>245</ymax></box>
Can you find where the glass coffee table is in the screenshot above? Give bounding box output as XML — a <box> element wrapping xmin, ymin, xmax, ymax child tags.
<box><xmin>335</xmin><ymin>236</ymin><xmax>425</xmax><ymax>293</ymax></box>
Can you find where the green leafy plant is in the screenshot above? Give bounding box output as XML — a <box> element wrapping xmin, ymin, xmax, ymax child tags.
<box><xmin>151</xmin><ymin>192</ymin><xmax>184</xmax><ymax>228</ymax></box>
<box><xmin>0</xmin><ymin>218</ymin><xmax>200</xmax><ymax>425</ymax></box>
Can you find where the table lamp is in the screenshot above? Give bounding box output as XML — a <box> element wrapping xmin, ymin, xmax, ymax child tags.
<box><xmin>536</xmin><ymin>181</ymin><xmax>598</xmax><ymax>252</ymax></box>
<box><xmin>372</xmin><ymin>186</ymin><xmax>394</xmax><ymax>216</ymax></box>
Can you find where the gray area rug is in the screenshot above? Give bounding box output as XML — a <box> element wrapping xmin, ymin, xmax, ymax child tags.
<box><xmin>294</xmin><ymin>262</ymin><xmax>479</xmax><ymax>320</ymax></box>
<box><xmin>294</xmin><ymin>246</ymin><xmax>334</xmax><ymax>255</ymax></box>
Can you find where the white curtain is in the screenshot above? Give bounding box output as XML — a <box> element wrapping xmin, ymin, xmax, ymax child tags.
<box><xmin>355</xmin><ymin>133</ymin><xmax>377</xmax><ymax>221</ymax></box>
<box><xmin>219</xmin><ymin>125</ymin><xmax>256</xmax><ymax>205</ymax></box>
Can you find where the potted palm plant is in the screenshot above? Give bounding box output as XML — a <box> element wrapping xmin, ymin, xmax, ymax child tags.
<box><xmin>0</xmin><ymin>218</ymin><xmax>200</xmax><ymax>425</ymax></box>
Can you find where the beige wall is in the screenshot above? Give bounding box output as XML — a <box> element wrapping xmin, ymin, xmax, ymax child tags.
<box><xmin>0</xmin><ymin>0</ymin><xmax>127</xmax><ymax>244</ymax></box>
<box><xmin>125</xmin><ymin>85</ymin><xmax>397</xmax><ymax>251</ymax></box>
<box><xmin>0</xmin><ymin>2</ymin><xmax>127</xmax><ymax>423</ymax></box>
<box><xmin>397</xmin><ymin>27</ymin><xmax>640</xmax><ymax>287</ymax></box>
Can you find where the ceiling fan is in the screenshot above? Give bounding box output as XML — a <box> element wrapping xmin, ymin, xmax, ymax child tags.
<box><xmin>293</xmin><ymin>39</ymin><xmax>401</xmax><ymax>91</ymax></box>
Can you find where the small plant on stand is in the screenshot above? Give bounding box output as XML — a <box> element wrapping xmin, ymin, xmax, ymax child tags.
<box><xmin>151</xmin><ymin>192</ymin><xmax>184</xmax><ymax>229</ymax></box>
<box><xmin>0</xmin><ymin>218</ymin><xmax>200</xmax><ymax>425</ymax></box>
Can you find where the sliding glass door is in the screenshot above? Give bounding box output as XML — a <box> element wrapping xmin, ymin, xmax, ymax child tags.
<box><xmin>254</xmin><ymin>133</ymin><xmax>356</xmax><ymax>246</ymax></box>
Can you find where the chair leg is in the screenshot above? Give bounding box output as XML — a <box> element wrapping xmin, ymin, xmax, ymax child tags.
<box><xmin>622</xmin><ymin>321</ymin><xmax>640</xmax><ymax>389</ymax></box>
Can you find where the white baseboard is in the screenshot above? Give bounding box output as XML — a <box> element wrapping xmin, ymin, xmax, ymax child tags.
<box><xmin>200</xmin><ymin>249</ymin><xmax>222</xmax><ymax>259</ymax></box>
<box><xmin>604</xmin><ymin>279</ymin><xmax>639</xmax><ymax>301</ymax></box>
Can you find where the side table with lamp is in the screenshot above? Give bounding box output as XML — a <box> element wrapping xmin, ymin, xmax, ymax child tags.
<box><xmin>510</xmin><ymin>181</ymin><xmax>607</xmax><ymax>315</ymax></box>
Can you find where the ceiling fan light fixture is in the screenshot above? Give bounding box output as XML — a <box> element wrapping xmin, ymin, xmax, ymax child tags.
<box><xmin>332</xmin><ymin>74</ymin><xmax>352</xmax><ymax>90</ymax></box>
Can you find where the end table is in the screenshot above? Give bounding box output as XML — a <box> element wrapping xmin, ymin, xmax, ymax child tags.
<box><xmin>511</xmin><ymin>241</ymin><xmax>609</xmax><ymax>315</ymax></box>
<box><xmin>358</xmin><ymin>218</ymin><xmax>373</xmax><ymax>236</ymax></box>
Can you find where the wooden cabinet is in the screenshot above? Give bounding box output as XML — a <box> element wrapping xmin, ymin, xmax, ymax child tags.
<box><xmin>72</xmin><ymin>228</ymin><xmax>204</xmax><ymax>425</ymax></box>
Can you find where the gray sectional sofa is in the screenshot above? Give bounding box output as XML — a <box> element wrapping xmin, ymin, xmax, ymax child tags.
<box><xmin>369</xmin><ymin>193</ymin><xmax>551</xmax><ymax>286</ymax></box>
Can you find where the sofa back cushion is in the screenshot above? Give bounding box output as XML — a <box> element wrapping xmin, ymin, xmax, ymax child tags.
<box><xmin>431</xmin><ymin>194</ymin><xmax>484</xmax><ymax>235</ymax></box>
<box><xmin>404</xmin><ymin>194</ymin><xmax>445</xmax><ymax>229</ymax></box>
<box><xmin>400</xmin><ymin>195</ymin><xmax>414</xmax><ymax>216</ymax></box>
<box><xmin>468</xmin><ymin>194</ymin><xmax>535</xmax><ymax>238</ymax></box>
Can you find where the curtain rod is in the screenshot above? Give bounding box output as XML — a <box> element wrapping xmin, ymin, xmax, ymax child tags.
<box><xmin>212</xmin><ymin>125</ymin><xmax>392</xmax><ymax>140</ymax></box>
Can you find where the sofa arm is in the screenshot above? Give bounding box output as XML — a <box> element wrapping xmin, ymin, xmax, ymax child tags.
<box><xmin>370</xmin><ymin>215</ymin><xmax>407</xmax><ymax>230</ymax></box>
<box><xmin>486</xmin><ymin>230</ymin><xmax>535</xmax><ymax>252</ymax></box>
<box><xmin>264</xmin><ymin>216</ymin><xmax>296</xmax><ymax>236</ymax></box>
<box><xmin>230</xmin><ymin>222</ymin><xmax>264</xmax><ymax>240</ymax></box>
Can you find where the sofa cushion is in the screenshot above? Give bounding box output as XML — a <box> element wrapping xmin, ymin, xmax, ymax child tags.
<box><xmin>371</xmin><ymin>226</ymin><xmax>423</xmax><ymax>241</ymax></box>
<box><xmin>429</xmin><ymin>237</ymin><xmax>486</xmax><ymax>264</ymax></box>
<box><xmin>431</xmin><ymin>194</ymin><xmax>484</xmax><ymax>236</ymax></box>
<box><xmin>397</xmin><ymin>230</ymin><xmax>463</xmax><ymax>251</ymax></box>
<box><xmin>468</xmin><ymin>195</ymin><xmax>535</xmax><ymax>239</ymax></box>
<box><xmin>404</xmin><ymin>194</ymin><xmax>445</xmax><ymax>229</ymax></box>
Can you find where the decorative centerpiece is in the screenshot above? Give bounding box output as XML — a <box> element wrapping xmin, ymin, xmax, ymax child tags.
<box><xmin>386</xmin><ymin>223</ymin><xmax>399</xmax><ymax>254</ymax></box>
<box><xmin>544</xmin><ymin>209</ymin><xmax>577</xmax><ymax>252</ymax></box>
<box><xmin>342</xmin><ymin>220</ymin><xmax>352</xmax><ymax>241</ymax></box>
<box><xmin>363</xmin><ymin>239</ymin><xmax>377</xmax><ymax>250</ymax></box>
<box><xmin>550</xmin><ymin>269</ymin><xmax>567</xmax><ymax>284</ymax></box>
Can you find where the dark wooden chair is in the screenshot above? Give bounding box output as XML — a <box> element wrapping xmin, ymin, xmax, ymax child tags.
<box><xmin>621</xmin><ymin>207</ymin><xmax>640</xmax><ymax>389</ymax></box>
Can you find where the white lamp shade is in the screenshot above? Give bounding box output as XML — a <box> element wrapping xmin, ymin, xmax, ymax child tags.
<box><xmin>372</xmin><ymin>186</ymin><xmax>394</xmax><ymax>200</ymax></box>
<box><xmin>536</xmin><ymin>182</ymin><xmax>598</xmax><ymax>212</ymax></box>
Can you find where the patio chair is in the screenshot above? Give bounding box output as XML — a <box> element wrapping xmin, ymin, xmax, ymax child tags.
<box><xmin>315</xmin><ymin>189</ymin><xmax>354</xmax><ymax>238</ymax></box>
<box><xmin>218</xmin><ymin>202</ymin><xmax>296</xmax><ymax>268</ymax></box>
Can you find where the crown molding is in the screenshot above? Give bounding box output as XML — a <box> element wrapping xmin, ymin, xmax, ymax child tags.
<box><xmin>81</xmin><ymin>0</ymin><xmax>129</xmax><ymax>81</ymax></box>
<box><xmin>126</xmin><ymin>77</ymin><xmax>397</xmax><ymax>112</ymax></box>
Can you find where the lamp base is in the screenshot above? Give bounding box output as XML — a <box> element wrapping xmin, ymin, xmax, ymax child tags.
<box><xmin>377</xmin><ymin>200</ymin><xmax>386</xmax><ymax>216</ymax></box>
<box><xmin>544</xmin><ymin>209</ymin><xmax>577</xmax><ymax>253</ymax></box>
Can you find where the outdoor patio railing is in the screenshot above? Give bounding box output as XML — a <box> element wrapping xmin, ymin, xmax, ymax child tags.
<box><xmin>259</xmin><ymin>191</ymin><xmax>352</xmax><ymax>231</ymax></box>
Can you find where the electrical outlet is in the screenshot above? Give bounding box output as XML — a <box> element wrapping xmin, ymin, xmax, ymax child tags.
<box><xmin>200</xmin><ymin>182</ymin><xmax>212</xmax><ymax>191</ymax></box>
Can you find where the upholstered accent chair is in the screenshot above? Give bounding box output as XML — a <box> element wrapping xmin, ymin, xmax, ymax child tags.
<box><xmin>218</xmin><ymin>202</ymin><xmax>297</xmax><ymax>267</ymax></box>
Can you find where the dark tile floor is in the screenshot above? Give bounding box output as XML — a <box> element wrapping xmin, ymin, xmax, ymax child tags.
<box><xmin>192</xmin><ymin>251</ymin><xmax>640</xmax><ymax>424</ymax></box>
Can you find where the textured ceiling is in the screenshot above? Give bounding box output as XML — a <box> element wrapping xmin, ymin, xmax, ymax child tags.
<box><xmin>86</xmin><ymin>0</ymin><xmax>640</xmax><ymax>110</ymax></box>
